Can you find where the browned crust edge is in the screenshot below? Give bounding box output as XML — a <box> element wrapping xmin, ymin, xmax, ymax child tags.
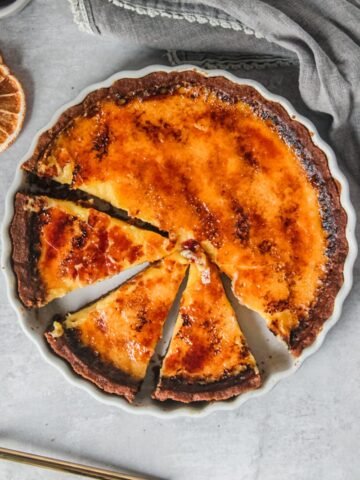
<box><xmin>45</xmin><ymin>330</ymin><xmax>138</xmax><ymax>403</ymax></box>
<box><xmin>10</xmin><ymin>192</ymin><xmax>46</xmax><ymax>308</ymax></box>
<box><xmin>153</xmin><ymin>367</ymin><xmax>261</xmax><ymax>403</ymax></box>
<box><xmin>22</xmin><ymin>70</ymin><xmax>348</xmax><ymax>356</ymax></box>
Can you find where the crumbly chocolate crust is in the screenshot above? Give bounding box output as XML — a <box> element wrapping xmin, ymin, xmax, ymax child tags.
<box><xmin>45</xmin><ymin>329</ymin><xmax>139</xmax><ymax>403</ymax></box>
<box><xmin>153</xmin><ymin>366</ymin><xmax>261</xmax><ymax>403</ymax></box>
<box><xmin>21</xmin><ymin>70</ymin><xmax>348</xmax><ymax>356</ymax></box>
<box><xmin>10</xmin><ymin>193</ymin><xmax>46</xmax><ymax>308</ymax></box>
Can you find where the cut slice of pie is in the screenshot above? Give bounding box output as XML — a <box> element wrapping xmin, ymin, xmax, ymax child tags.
<box><xmin>153</xmin><ymin>252</ymin><xmax>261</xmax><ymax>402</ymax></box>
<box><xmin>21</xmin><ymin>71</ymin><xmax>348</xmax><ymax>355</ymax></box>
<box><xmin>11</xmin><ymin>193</ymin><xmax>174</xmax><ymax>308</ymax></box>
<box><xmin>45</xmin><ymin>252</ymin><xmax>188</xmax><ymax>402</ymax></box>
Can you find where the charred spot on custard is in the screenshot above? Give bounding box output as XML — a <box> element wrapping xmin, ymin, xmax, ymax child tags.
<box><xmin>181</xmin><ymin>182</ymin><xmax>222</xmax><ymax>247</ymax></box>
<box><xmin>239</xmin><ymin>344</ymin><xmax>250</xmax><ymax>360</ymax></box>
<box><xmin>60</xmin><ymin>226</ymin><xmax>111</xmax><ymax>280</ymax></box>
<box><xmin>236</xmin><ymin>137</ymin><xmax>260</xmax><ymax>169</ymax></box>
<box><xmin>209</xmin><ymin>107</ymin><xmax>237</xmax><ymax>132</ymax></box>
<box><xmin>243</xmin><ymin>150</ymin><xmax>259</xmax><ymax>168</ymax></box>
<box><xmin>134</xmin><ymin>116</ymin><xmax>183</xmax><ymax>144</ymax></box>
<box><xmin>92</xmin><ymin>123</ymin><xmax>110</xmax><ymax>160</ymax></box>
<box><xmin>71</xmin><ymin>222</ymin><xmax>89</xmax><ymax>249</ymax></box>
<box><xmin>71</xmin><ymin>164</ymin><xmax>85</xmax><ymax>187</ymax></box>
<box><xmin>134</xmin><ymin>307</ymin><xmax>148</xmax><ymax>332</ymax></box>
<box><xmin>232</xmin><ymin>203</ymin><xmax>250</xmax><ymax>243</ymax></box>
<box><xmin>258</xmin><ymin>240</ymin><xmax>273</xmax><ymax>254</ymax></box>
<box><xmin>266</xmin><ymin>298</ymin><xmax>290</xmax><ymax>315</ymax></box>
<box><xmin>181</xmin><ymin>313</ymin><xmax>192</xmax><ymax>327</ymax></box>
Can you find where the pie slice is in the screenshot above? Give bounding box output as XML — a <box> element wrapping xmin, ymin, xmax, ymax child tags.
<box><xmin>45</xmin><ymin>252</ymin><xmax>188</xmax><ymax>402</ymax></box>
<box><xmin>21</xmin><ymin>71</ymin><xmax>347</xmax><ymax>355</ymax></box>
<box><xmin>153</xmin><ymin>252</ymin><xmax>261</xmax><ymax>402</ymax></box>
<box><xmin>11</xmin><ymin>193</ymin><xmax>174</xmax><ymax>308</ymax></box>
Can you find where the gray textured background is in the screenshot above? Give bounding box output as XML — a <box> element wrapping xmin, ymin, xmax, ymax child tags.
<box><xmin>1</xmin><ymin>1</ymin><xmax>359</xmax><ymax>479</ymax></box>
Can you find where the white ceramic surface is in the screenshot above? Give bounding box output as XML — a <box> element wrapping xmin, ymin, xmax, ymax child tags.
<box><xmin>1</xmin><ymin>65</ymin><xmax>357</xmax><ymax>419</ymax></box>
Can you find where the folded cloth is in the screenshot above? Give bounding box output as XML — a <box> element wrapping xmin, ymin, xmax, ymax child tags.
<box><xmin>69</xmin><ymin>0</ymin><xmax>360</xmax><ymax>185</ymax></box>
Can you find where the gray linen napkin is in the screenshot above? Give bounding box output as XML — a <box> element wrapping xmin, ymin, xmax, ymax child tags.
<box><xmin>69</xmin><ymin>0</ymin><xmax>360</xmax><ymax>184</ymax></box>
<box><xmin>69</xmin><ymin>0</ymin><xmax>359</xmax><ymax>331</ymax></box>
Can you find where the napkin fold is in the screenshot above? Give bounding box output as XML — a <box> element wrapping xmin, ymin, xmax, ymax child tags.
<box><xmin>69</xmin><ymin>0</ymin><xmax>360</xmax><ymax>184</ymax></box>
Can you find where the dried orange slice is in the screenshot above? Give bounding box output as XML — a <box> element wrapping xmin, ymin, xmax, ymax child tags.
<box><xmin>0</xmin><ymin>55</ymin><xmax>25</xmax><ymax>154</ymax></box>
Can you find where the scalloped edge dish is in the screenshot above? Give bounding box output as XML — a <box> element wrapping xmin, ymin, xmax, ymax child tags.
<box><xmin>1</xmin><ymin>65</ymin><xmax>357</xmax><ymax>418</ymax></box>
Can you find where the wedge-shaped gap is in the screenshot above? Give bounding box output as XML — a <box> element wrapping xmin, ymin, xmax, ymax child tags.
<box><xmin>220</xmin><ymin>272</ymin><xmax>294</xmax><ymax>382</ymax></box>
<box><xmin>37</xmin><ymin>261</ymin><xmax>150</xmax><ymax>331</ymax></box>
<box><xmin>136</xmin><ymin>267</ymin><xmax>189</xmax><ymax>403</ymax></box>
<box><xmin>25</xmin><ymin>172</ymin><xmax>169</xmax><ymax>237</ymax></box>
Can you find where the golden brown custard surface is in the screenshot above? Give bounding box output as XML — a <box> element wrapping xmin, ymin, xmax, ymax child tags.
<box><xmin>28</xmin><ymin>196</ymin><xmax>172</xmax><ymax>304</ymax></box>
<box><xmin>62</xmin><ymin>253</ymin><xmax>188</xmax><ymax>381</ymax></box>
<box><xmin>159</xmin><ymin>256</ymin><xmax>258</xmax><ymax>384</ymax></box>
<box><xmin>32</xmin><ymin>86</ymin><xmax>328</xmax><ymax>345</ymax></box>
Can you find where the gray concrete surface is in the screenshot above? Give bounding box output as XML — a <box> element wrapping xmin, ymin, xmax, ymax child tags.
<box><xmin>0</xmin><ymin>1</ymin><xmax>359</xmax><ymax>479</ymax></box>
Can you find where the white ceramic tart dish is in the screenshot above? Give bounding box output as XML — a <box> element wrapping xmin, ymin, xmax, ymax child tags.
<box><xmin>1</xmin><ymin>65</ymin><xmax>357</xmax><ymax>418</ymax></box>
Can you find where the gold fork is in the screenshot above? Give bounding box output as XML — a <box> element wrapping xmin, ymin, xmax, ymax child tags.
<box><xmin>0</xmin><ymin>446</ymin><xmax>158</xmax><ymax>480</ymax></box>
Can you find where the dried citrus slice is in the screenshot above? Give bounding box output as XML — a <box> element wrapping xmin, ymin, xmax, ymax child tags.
<box><xmin>0</xmin><ymin>55</ymin><xmax>25</xmax><ymax>154</ymax></box>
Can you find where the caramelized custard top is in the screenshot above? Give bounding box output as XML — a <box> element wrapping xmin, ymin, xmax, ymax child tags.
<box><xmin>33</xmin><ymin>85</ymin><xmax>328</xmax><ymax>343</ymax></box>
<box><xmin>63</xmin><ymin>253</ymin><xmax>188</xmax><ymax>381</ymax></box>
<box><xmin>28</xmin><ymin>196</ymin><xmax>172</xmax><ymax>304</ymax></box>
<box><xmin>160</xmin><ymin>255</ymin><xmax>258</xmax><ymax>383</ymax></box>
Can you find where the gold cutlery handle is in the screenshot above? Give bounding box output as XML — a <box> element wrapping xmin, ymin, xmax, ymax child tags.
<box><xmin>0</xmin><ymin>446</ymin><xmax>153</xmax><ymax>480</ymax></box>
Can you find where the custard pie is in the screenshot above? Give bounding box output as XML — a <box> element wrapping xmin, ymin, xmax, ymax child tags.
<box><xmin>10</xmin><ymin>70</ymin><xmax>348</xmax><ymax>405</ymax></box>
<box><xmin>23</xmin><ymin>71</ymin><xmax>347</xmax><ymax>356</ymax></box>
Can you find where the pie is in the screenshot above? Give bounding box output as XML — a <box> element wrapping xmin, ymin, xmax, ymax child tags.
<box><xmin>10</xmin><ymin>70</ymin><xmax>348</xmax><ymax>405</ymax></box>
<box><xmin>45</xmin><ymin>253</ymin><xmax>188</xmax><ymax>402</ymax></box>
<box><xmin>11</xmin><ymin>193</ymin><xmax>173</xmax><ymax>308</ymax></box>
<box><xmin>154</xmin><ymin>250</ymin><xmax>261</xmax><ymax>402</ymax></box>
<box><xmin>22</xmin><ymin>71</ymin><xmax>347</xmax><ymax>356</ymax></box>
